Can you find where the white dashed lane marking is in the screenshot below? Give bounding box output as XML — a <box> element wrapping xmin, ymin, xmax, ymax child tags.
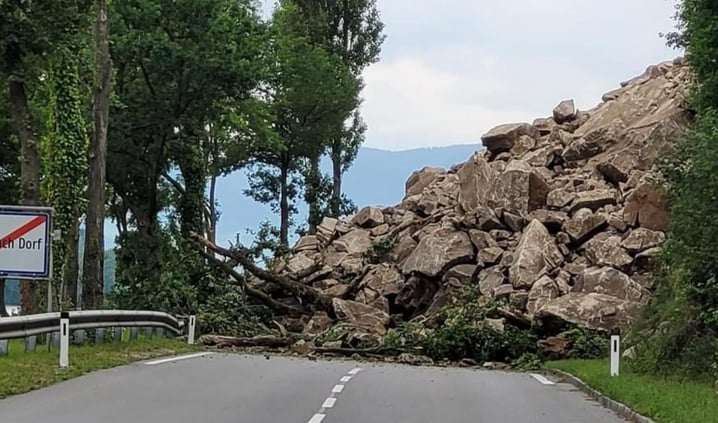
<box><xmin>530</xmin><ymin>373</ymin><xmax>556</xmax><ymax>385</ymax></box>
<box><xmin>306</xmin><ymin>367</ymin><xmax>363</xmax><ymax>423</ymax></box>
<box><xmin>144</xmin><ymin>352</ymin><xmax>213</xmax><ymax>366</ymax></box>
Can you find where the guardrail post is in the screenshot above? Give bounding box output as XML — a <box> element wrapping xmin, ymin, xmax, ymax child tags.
<box><xmin>112</xmin><ymin>327</ymin><xmax>122</xmax><ymax>343</ymax></box>
<box><xmin>95</xmin><ymin>328</ymin><xmax>105</xmax><ymax>344</ymax></box>
<box><xmin>59</xmin><ymin>311</ymin><xmax>69</xmax><ymax>368</ymax></box>
<box><xmin>155</xmin><ymin>327</ymin><xmax>164</xmax><ymax>338</ymax></box>
<box><xmin>129</xmin><ymin>327</ymin><xmax>138</xmax><ymax>342</ymax></box>
<box><xmin>144</xmin><ymin>327</ymin><xmax>153</xmax><ymax>340</ymax></box>
<box><xmin>610</xmin><ymin>334</ymin><xmax>620</xmax><ymax>376</ymax></box>
<box><xmin>50</xmin><ymin>332</ymin><xmax>60</xmax><ymax>350</ymax></box>
<box><xmin>0</xmin><ymin>339</ymin><xmax>8</xmax><ymax>355</ymax></box>
<box><xmin>25</xmin><ymin>335</ymin><xmax>36</xmax><ymax>353</ymax></box>
<box><xmin>188</xmin><ymin>315</ymin><xmax>196</xmax><ymax>345</ymax></box>
<box><xmin>73</xmin><ymin>329</ymin><xmax>84</xmax><ymax>345</ymax></box>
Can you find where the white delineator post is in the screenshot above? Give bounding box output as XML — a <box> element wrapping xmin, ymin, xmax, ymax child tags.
<box><xmin>610</xmin><ymin>334</ymin><xmax>620</xmax><ymax>376</ymax></box>
<box><xmin>188</xmin><ymin>315</ymin><xmax>196</xmax><ymax>345</ymax></box>
<box><xmin>59</xmin><ymin>311</ymin><xmax>70</xmax><ymax>368</ymax></box>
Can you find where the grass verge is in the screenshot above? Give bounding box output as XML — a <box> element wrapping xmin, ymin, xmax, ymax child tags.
<box><xmin>0</xmin><ymin>337</ymin><xmax>202</xmax><ymax>398</ymax></box>
<box><xmin>545</xmin><ymin>359</ymin><xmax>718</xmax><ymax>423</ymax></box>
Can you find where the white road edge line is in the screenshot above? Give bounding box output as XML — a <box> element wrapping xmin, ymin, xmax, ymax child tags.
<box><xmin>145</xmin><ymin>352</ymin><xmax>213</xmax><ymax>366</ymax></box>
<box><xmin>322</xmin><ymin>398</ymin><xmax>337</xmax><ymax>408</ymax></box>
<box><xmin>530</xmin><ymin>373</ymin><xmax>556</xmax><ymax>385</ymax></box>
<box><xmin>332</xmin><ymin>384</ymin><xmax>344</xmax><ymax>393</ymax></box>
<box><xmin>307</xmin><ymin>413</ymin><xmax>326</xmax><ymax>423</ymax></box>
<box><xmin>340</xmin><ymin>376</ymin><xmax>352</xmax><ymax>382</ymax></box>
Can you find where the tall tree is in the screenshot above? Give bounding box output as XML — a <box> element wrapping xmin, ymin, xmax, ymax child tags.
<box><xmin>248</xmin><ymin>1</ymin><xmax>359</xmax><ymax>246</ymax></box>
<box><xmin>0</xmin><ymin>0</ymin><xmax>86</xmax><ymax>313</ymax></box>
<box><xmin>0</xmin><ymin>80</ymin><xmax>19</xmax><ymax>317</ymax></box>
<box><xmin>632</xmin><ymin>0</ymin><xmax>718</xmax><ymax>380</ymax></box>
<box><xmin>82</xmin><ymin>0</ymin><xmax>112</xmax><ymax>310</ymax></box>
<box><xmin>292</xmin><ymin>0</ymin><xmax>385</xmax><ymax>218</ymax></box>
<box><xmin>107</xmin><ymin>0</ymin><xmax>265</xmax><ymax>311</ymax></box>
<box><xmin>41</xmin><ymin>41</ymin><xmax>91</xmax><ymax>310</ymax></box>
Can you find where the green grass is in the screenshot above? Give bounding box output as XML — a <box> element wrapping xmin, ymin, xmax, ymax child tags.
<box><xmin>545</xmin><ymin>359</ymin><xmax>718</xmax><ymax>423</ymax></box>
<box><xmin>0</xmin><ymin>336</ymin><xmax>202</xmax><ymax>398</ymax></box>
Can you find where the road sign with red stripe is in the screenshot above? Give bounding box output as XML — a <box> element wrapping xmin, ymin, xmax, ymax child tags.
<box><xmin>0</xmin><ymin>208</ymin><xmax>52</xmax><ymax>278</ymax></box>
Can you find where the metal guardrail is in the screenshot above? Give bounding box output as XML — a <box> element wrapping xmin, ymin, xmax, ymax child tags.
<box><xmin>0</xmin><ymin>310</ymin><xmax>184</xmax><ymax>340</ymax></box>
<box><xmin>0</xmin><ymin>310</ymin><xmax>194</xmax><ymax>359</ymax></box>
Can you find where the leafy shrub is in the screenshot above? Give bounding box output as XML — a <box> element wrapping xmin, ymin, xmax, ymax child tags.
<box><xmin>559</xmin><ymin>327</ymin><xmax>608</xmax><ymax>359</ymax></box>
<box><xmin>197</xmin><ymin>287</ymin><xmax>273</xmax><ymax>337</ymax></box>
<box><xmin>366</xmin><ymin>236</ymin><xmax>396</xmax><ymax>264</ymax></box>
<box><xmin>420</xmin><ymin>294</ymin><xmax>537</xmax><ymax>363</ymax></box>
<box><xmin>512</xmin><ymin>352</ymin><xmax>542</xmax><ymax>371</ymax></box>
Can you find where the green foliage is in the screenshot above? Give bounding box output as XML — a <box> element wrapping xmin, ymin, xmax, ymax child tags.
<box><xmin>420</xmin><ymin>291</ymin><xmax>538</xmax><ymax>363</ymax></box>
<box><xmin>197</xmin><ymin>286</ymin><xmax>273</xmax><ymax>337</ymax></box>
<box><xmin>628</xmin><ymin>0</ymin><xmax>718</xmax><ymax>382</ymax></box>
<box><xmin>547</xmin><ymin>359</ymin><xmax>718</xmax><ymax>423</ymax></box>
<box><xmin>366</xmin><ymin>236</ymin><xmax>396</xmax><ymax>264</ymax></box>
<box><xmin>512</xmin><ymin>352</ymin><xmax>542</xmax><ymax>371</ymax></box>
<box><xmin>558</xmin><ymin>327</ymin><xmax>607</xmax><ymax>359</ymax></box>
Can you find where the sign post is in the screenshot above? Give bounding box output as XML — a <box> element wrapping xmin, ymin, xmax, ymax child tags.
<box><xmin>610</xmin><ymin>334</ymin><xmax>620</xmax><ymax>376</ymax></box>
<box><xmin>59</xmin><ymin>311</ymin><xmax>69</xmax><ymax>368</ymax></box>
<box><xmin>188</xmin><ymin>315</ymin><xmax>196</xmax><ymax>345</ymax></box>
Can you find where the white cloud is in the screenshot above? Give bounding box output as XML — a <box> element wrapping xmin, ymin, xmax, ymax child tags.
<box><xmin>260</xmin><ymin>0</ymin><xmax>682</xmax><ymax>150</ymax></box>
<box><xmin>359</xmin><ymin>0</ymin><xmax>681</xmax><ymax>150</ymax></box>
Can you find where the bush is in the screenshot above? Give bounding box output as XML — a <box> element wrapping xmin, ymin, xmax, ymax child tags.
<box><xmin>366</xmin><ymin>237</ymin><xmax>396</xmax><ymax>264</ymax></box>
<box><xmin>420</xmin><ymin>293</ymin><xmax>538</xmax><ymax>363</ymax></box>
<box><xmin>197</xmin><ymin>287</ymin><xmax>273</xmax><ymax>337</ymax></box>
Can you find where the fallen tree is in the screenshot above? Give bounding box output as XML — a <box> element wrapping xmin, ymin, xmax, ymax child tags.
<box><xmin>188</xmin><ymin>232</ymin><xmax>333</xmax><ymax>316</ymax></box>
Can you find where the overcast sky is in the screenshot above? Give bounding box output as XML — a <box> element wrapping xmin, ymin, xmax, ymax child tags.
<box><xmin>261</xmin><ymin>0</ymin><xmax>682</xmax><ymax>151</ymax></box>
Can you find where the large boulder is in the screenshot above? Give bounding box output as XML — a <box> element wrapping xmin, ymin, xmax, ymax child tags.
<box><xmin>621</xmin><ymin>228</ymin><xmax>666</xmax><ymax>253</ymax></box>
<box><xmin>457</xmin><ymin>152</ymin><xmax>496</xmax><ymax>213</ymax></box>
<box><xmin>360</xmin><ymin>264</ymin><xmax>405</xmax><ymax>298</ymax></box>
<box><xmin>526</xmin><ymin>275</ymin><xmax>560</xmax><ymax>315</ymax></box>
<box><xmin>405</xmin><ymin>167</ymin><xmax>445</xmax><ymax>198</ymax></box>
<box><xmin>481</xmin><ymin>122</ymin><xmax>539</xmax><ymax>154</ymax></box>
<box><xmin>583</xmin><ymin>233</ymin><xmax>633</xmax><ymax>270</ymax></box>
<box><xmin>402</xmin><ymin>227</ymin><xmax>475</xmax><ymax>278</ymax></box>
<box><xmin>509</xmin><ymin>220</ymin><xmax>563</xmax><ymax>289</ymax></box>
<box><xmin>487</xmin><ymin>160</ymin><xmax>550</xmax><ymax>216</ymax></box>
<box><xmin>353</xmin><ymin>206</ymin><xmax>385</xmax><ymax>228</ymax></box>
<box><xmin>553</xmin><ymin>99</ymin><xmax>577</xmax><ymax>124</ymax></box>
<box><xmin>563</xmin><ymin>208</ymin><xmax>607</xmax><ymax>244</ymax></box>
<box><xmin>536</xmin><ymin>293</ymin><xmax>643</xmax><ymax>332</ymax></box>
<box><xmin>577</xmin><ymin>267</ymin><xmax>648</xmax><ymax>303</ymax></box>
<box><xmin>623</xmin><ymin>177</ymin><xmax>670</xmax><ymax>231</ymax></box>
<box><xmin>332</xmin><ymin>298</ymin><xmax>391</xmax><ymax>335</ymax></box>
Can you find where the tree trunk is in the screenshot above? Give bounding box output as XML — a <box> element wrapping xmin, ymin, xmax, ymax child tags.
<box><xmin>63</xmin><ymin>220</ymin><xmax>80</xmax><ymax>308</ymax></box>
<box><xmin>305</xmin><ymin>156</ymin><xmax>322</xmax><ymax>234</ymax></box>
<box><xmin>279</xmin><ymin>158</ymin><xmax>290</xmax><ymax>247</ymax></box>
<box><xmin>0</xmin><ymin>279</ymin><xmax>8</xmax><ymax>318</ymax></box>
<box><xmin>82</xmin><ymin>0</ymin><xmax>112</xmax><ymax>310</ymax></box>
<box><xmin>331</xmin><ymin>139</ymin><xmax>342</xmax><ymax>217</ymax></box>
<box><xmin>208</xmin><ymin>173</ymin><xmax>217</xmax><ymax>244</ymax></box>
<box><xmin>7</xmin><ymin>46</ymin><xmax>41</xmax><ymax>314</ymax></box>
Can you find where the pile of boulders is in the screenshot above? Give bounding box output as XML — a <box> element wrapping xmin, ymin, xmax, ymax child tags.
<box><xmin>272</xmin><ymin>57</ymin><xmax>693</xmax><ymax>351</ymax></box>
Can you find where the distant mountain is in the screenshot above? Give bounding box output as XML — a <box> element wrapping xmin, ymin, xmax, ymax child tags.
<box><xmin>214</xmin><ymin>144</ymin><xmax>483</xmax><ymax>245</ymax></box>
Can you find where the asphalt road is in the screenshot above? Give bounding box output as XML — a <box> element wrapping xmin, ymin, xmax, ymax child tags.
<box><xmin>0</xmin><ymin>352</ymin><xmax>627</xmax><ymax>422</ymax></box>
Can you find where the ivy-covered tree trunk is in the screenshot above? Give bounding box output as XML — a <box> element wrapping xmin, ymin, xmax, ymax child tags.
<box><xmin>176</xmin><ymin>140</ymin><xmax>206</xmax><ymax>237</ymax></box>
<box><xmin>42</xmin><ymin>45</ymin><xmax>89</xmax><ymax>310</ymax></box>
<box><xmin>6</xmin><ymin>45</ymin><xmax>41</xmax><ymax>314</ymax></box>
<box><xmin>82</xmin><ymin>0</ymin><xmax>112</xmax><ymax>310</ymax></box>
